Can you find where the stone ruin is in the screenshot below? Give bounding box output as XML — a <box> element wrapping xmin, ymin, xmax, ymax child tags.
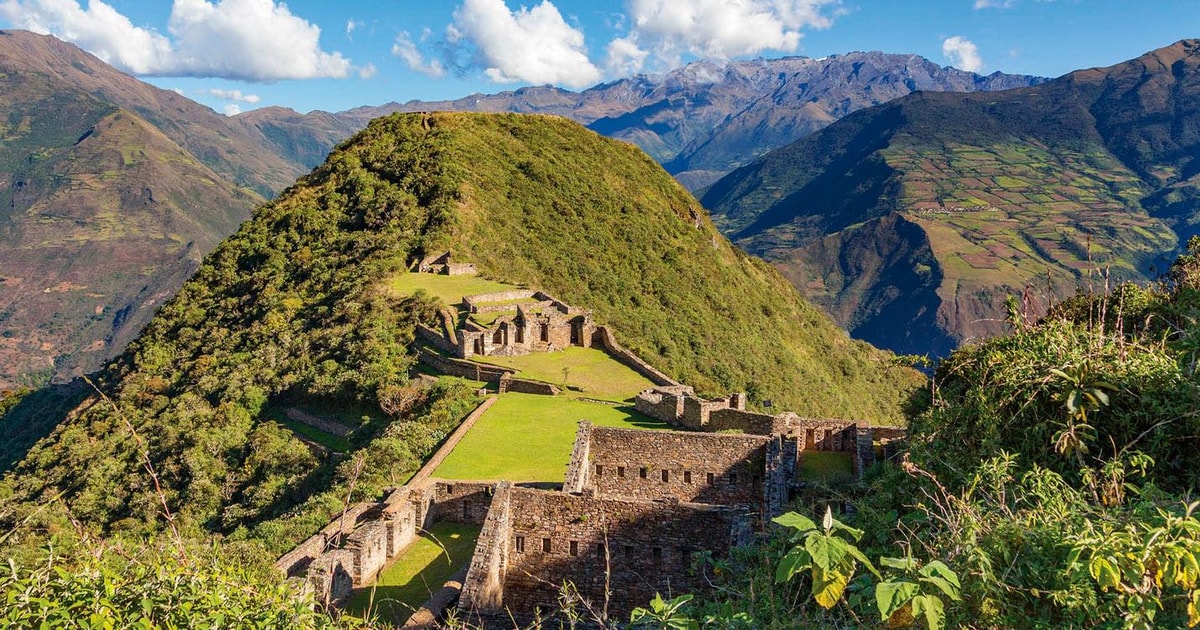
<box><xmin>417</xmin><ymin>250</ymin><xmax>478</xmax><ymax>276</ymax></box>
<box><xmin>457</xmin><ymin>290</ymin><xmax>596</xmax><ymax>359</ymax></box>
<box><xmin>634</xmin><ymin>385</ymin><xmax>907</xmax><ymax>477</ymax></box>
<box><xmin>274</xmin><ymin>419</ymin><xmax>799</xmax><ymax>626</ymax></box>
<box><xmin>277</xmin><ymin>258</ymin><xmax>909</xmax><ymax>626</ymax></box>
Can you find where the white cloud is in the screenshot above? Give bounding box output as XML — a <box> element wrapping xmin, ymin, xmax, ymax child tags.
<box><xmin>358</xmin><ymin>63</ymin><xmax>377</xmax><ymax>79</ymax></box>
<box><xmin>223</xmin><ymin>103</ymin><xmax>241</xmax><ymax>116</ymax></box>
<box><xmin>0</xmin><ymin>0</ymin><xmax>354</xmax><ymax>81</ymax></box>
<box><xmin>393</xmin><ymin>30</ymin><xmax>446</xmax><ymax>78</ymax></box>
<box><xmin>612</xmin><ymin>0</ymin><xmax>840</xmax><ymax>73</ymax></box>
<box><xmin>209</xmin><ymin>88</ymin><xmax>260</xmax><ymax>103</ymax></box>
<box><xmin>449</xmin><ymin>0</ymin><xmax>602</xmax><ymax>88</ymax></box>
<box><xmin>973</xmin><ymin>0</ymin><xmax>1015</xmax><ymax>8</ymax></box>
<box><xmin>345</xmin><ymin>19</ymin><xmax>361</xmax><ymax>38</ymax></box>
<box><xmin>942</xmin><ymin>35</ymin><xmax>984</xmax><ymax>73</ymax></box>
<box><xmin>0</xmin><ymin>0</ymin><xmax>173</xmax><ymax>73</ymax></box>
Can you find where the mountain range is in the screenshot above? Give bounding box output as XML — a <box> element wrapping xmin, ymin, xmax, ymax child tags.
<box><xmin>244</xmin><ymin>52</ymin><xmax>1042</xmax><ymax>190</ymax></box>
<box><xmin>703</xmin><ymin>39</ymin><xmax>1200</xmax><ymax>356</ymax></box>
<box><xmin>0</xmin><ymin>30</ymin><xmax>1042</xmax><ymax>388</ymax></box>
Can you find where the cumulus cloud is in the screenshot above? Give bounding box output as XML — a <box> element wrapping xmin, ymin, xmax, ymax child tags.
<box><xmin>0</xmin><ymin>0</ymin><xmax>173</xmax><ymax>73</ymax></box>
<box><xmin>209</xmin><ymin>88</ymin><xmax>260</xmax><ymax>103</ymax></box>
<box><xmin>449</xmin><ymin>0</ymin><xmax>601</xmax><ymax>88</ymax></box>
<box><xmin>393</xmin><ymin>30</ymin><xmax>446</xmax><ymax>78</ymax></box>
<box><xmin>973</xmin><ymin>0</ymin><xmax>1015</xmax><ymax>8</ymax></box>
<box><xmin>223</xmin><ymin>103</ymin><xmax>241</xmax><ymax>116</ymax></box>
<box><xmin>610</xmin><ymin>0</ymin><xmax>840</xmax><ymax>73</ymax></box>
<box><xmin>942</xmin><ymin>35</ymin><xmax>984</xmax><ymax>72</ymax></box>
<box><xmin>0</xmin><ymin>0</ymin><xmax>354</xmax><ymax>81</ymax></box>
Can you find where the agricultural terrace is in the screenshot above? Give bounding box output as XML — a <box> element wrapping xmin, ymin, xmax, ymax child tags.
<box><xmin>389</xmin><ymin>271</ymin><xmax>665</xmax><ymax>482</ymax></box>
<box><xmin>886</xmin><ymin>142</ymin><xmax>1175</xmax><ymax>287</ymax></box>
<box><xmin>475</xmin><ymin>346</ymin><xmax>654</xmax><ymax>402</ymax></box>
<box><xmin>432</xmin><ymin>393</ymin><xmax>663</xmax><ymax>482</ymax></box>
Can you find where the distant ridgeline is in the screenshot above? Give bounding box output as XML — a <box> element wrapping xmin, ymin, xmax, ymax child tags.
<box><xmin>703</xmin><ymin>39</ymin><xmax>1200</xmax><ymax>358</ymax></box>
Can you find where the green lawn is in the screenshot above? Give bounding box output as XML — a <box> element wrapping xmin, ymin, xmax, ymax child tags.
<box><xmin>474</xmin><ymin>346</ymin><xmax>655</xmax><ymax>402</ymax></box>
<box><xmin>798</xmin><ymin>451</ymin><xmax>854</xmax><ymax>482</ymax></box>
<box><xmin>388</xmin><ymin>272</ymin><xmax>522</xmax><ymax>308</ymax></box>
<box><xmin>433</xmin><ymin>393</ymin><xmax>664</xmax><ymax>482</ymax></box>
<box><xmin>345</xmin><ymin>522</ymin><xmax>482</xmax><ymax>625</ymax></box>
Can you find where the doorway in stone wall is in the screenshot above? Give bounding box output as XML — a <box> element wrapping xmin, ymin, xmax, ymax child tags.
<box><xmin>539</xmin><ymin>323</ymin><xmax>549</xmax><ymax>342</ymax></box>
<box><xmin>570</xmin><ymin>321</ymin><xmax>583</xmax><ymax>345</ymax></box>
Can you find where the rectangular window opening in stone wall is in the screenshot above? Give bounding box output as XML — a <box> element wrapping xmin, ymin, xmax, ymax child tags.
<box><xmin>542</xmin><ymin>538</ymin><xmax>551</xmax><ymax>553</ymax></box>
<box><xmin>707</xmin><ymin>472</ymin><xmax>715</xmax><ymax>485</ymax></box>
<box><xmin>447</xmin><ymin>484</ymin><xmax>455</xmax><ymax>494</ymax></box>
<box><xmin>570</xmin><ymin>541</ymin><xmax>578</xmax><ymax>557</ymax></box>
<box><xmin>596</xmin><ymin>543</ymin><xmax>606</xmax><ymax>558</ymax></box>
<box><xmin>684</xmin><ymin>471</ymin><xmax>692</xmax><ymax>484</ymax></box>
<box><xmin>462</xmin><ymin>501</ymin><xmax>470</xmax><ymax>519</ymax></box>
<box><xmin>661</xmin><ymin>469</ymin><xmax>669</xmax><ymax>482</ymax></box>
<box><xmin>730</xmin><ymin>472</ymin><xmax>738</xmax><ymax>485</ymax></box>
<box><xmin>652</xmin><ymin>547</ymin><xmax>663</xmax><ymax>563</ymax></box>
<box><xmin>639</xmin><ymin>467</ymin><xmax>647</xmax><ymax>479</ymax></box>
<box><xmin>516</xmin><ymin>536</ymin><xmax>525</xmax><ymax>553</ymax></box>
<box><xmin>595</xmin><ymin>464</ymin><xmax>603</xmax><ymax>477</ymax></box>
<box><xmin>618</xmin><ymin>466</ymin><xmax>625</xmax><ymax>478</ymax></box>
<box><xmin>624</xmin><ymin>544</ymin><xmax>634</xmax><ymax>558</ymax></box>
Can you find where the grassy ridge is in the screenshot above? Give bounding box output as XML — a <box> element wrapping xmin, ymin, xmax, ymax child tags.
<box><xmin>0</xmin><ymin>112</ymin><xmax>919</xmax><ymax>563</ymax></box>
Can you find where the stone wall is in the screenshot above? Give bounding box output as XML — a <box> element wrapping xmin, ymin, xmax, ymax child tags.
<box><xmin>459</xmin><ymin>482</ymin><xmax>513</xmax><ymax>613</ymax></box>
<box><xmin>497</xmin><ymin>374</ymin><xmax>559</xmax><ymax>396</ymax></box>
<box><xmin>346</xmin><ymin>520</ymin><xmax>390</xmax><ymax>584</ymax></box>
<box><xmin>581</xmin><ymin>425</ymin><xmax>773</xmax><ymax>509</ymax></box>
<box><xmin>416</xmin><ymin>323</ymin><xmax>458</xmax><ymax>355</ymax></box>
<box><xmin>562</xmin><ymin>421</ymin><xmax>592</xmax><ymax>494</ymax></box>
<box><xmin>632</xmin><ymin>385</ymin><xmax>692</xmax><ymax>423</ymax></box>
<box><xmin>430</xmin><ymin>481</ymin><xmax>495</xmax><ymax>524</ymax></box>
<box><xmin>593</xmin><ymin>327</ymin><xmax>679</xmax><ymax>387</ymax></box>
<box><xmin>707</xmin><ymin>407</ymin><xmax>779</xmax><ymax>434</ymax></box>
<box><xmin>417</xmin><ymin>350</ymin><xmax>513</xmax><ymax>383</ymax></box>
<box><xmin>460</xmin><ymin>485</ymin><xmax>753</xmax><ymax>623</ymax></box>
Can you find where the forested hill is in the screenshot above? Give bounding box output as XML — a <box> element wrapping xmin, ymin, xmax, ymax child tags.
<box><xmin>702</xmin><ymin>39</ymin><xmax>1200</xmax><ymax>358</ymax></box>
<box><xmin>0</xmin><ymin>112</ymin><xmax>921</xmax><ymax>553</ymax></box>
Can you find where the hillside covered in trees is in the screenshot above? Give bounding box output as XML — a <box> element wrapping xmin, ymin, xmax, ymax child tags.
<box><xmin>0</xmin><ymin>113</ymin><xmax>920</xmax><ymax>607</ymax></box>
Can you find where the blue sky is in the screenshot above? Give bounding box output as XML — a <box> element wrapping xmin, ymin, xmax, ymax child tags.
<box><xmin>1</xmin><ymin>0</ymin><xmax>1197</xmax><ymax>116</ymax></box>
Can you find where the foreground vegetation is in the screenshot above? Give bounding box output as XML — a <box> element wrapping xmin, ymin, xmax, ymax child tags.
<box><xmin>643</xmin><ymin>240</ymin><xmax>1200</xmax><ymax>629</ymax></box>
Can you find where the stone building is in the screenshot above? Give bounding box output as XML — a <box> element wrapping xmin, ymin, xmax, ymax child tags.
<box><xmin>458</xmin><ymin>482</ymin><xmax>753</xmax><ymax>626</ymax></box>
<box><xmin>456</xmin><ymin>290</ymin><xmax>595</xmax><ymax>358</ymax></box>
<box><xmin>562</xmin><ymin>423</ymin><xmax>794</xmax><ymax>520</ymax></box>
<box><xmin>417</xmin><ymin>250</ymin><xmax>478</xmax><ymax>276</ymax></box>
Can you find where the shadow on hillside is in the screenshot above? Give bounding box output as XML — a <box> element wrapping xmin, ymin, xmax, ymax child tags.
<box><xmin>0</xmin><ymin>379</ymin><xmax>91</xmax><ymax>474</ymax></box>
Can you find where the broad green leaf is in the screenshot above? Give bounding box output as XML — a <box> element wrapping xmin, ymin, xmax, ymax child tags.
<box><xmin>881</xmin><ymin>556</ymin><xmax>918</xmax><ymax>571</ymax></box>
<box><xmin>812</xmin><ymin>565</ymin><xmax>851</xmax><ymax>609</ymax></box>
<box><xmin>876</xmin><ymin>580</ymin><xmax>920</xmax><ymax>620</ymax></box>
<box><xmin>919</xmin><ymin>575</ymin><xmax>962</xmax><ymax>602</ymax></box>
<box><xmin>773</xmin><ymin>512</ymin><xmax>818</xmax><ymax>533</ymax></box>
<box><xmin>911</xmin><ymin>594</ymin><xmax>946</xmax><ymax>630</ymax></box>
<box><xmin>842</xmin><ymin>541</ymin><xmax>879</xmax><ymax>578</ymax></box>
<box><xmin>776</xmin><ymin>547</ymin><xmax>811</xmax><ymax>584</ymax></box>
<box><xmin>1188</xmin><ymin>589</ymin><xmax>1200</xmax><ymax>627</ymax></box>
<box><xmin>1090</xmin><ymin>556</ymin><xmax>1121</xmax><ymax>591</ymax></box>
<box><xmin>920</xmin><ymin>561</ymin><xmax>962</xmax><ymax>595</ymax></box>
<box><xmin>806</xmin><ymin>534</ymin><xmax>849</xmax><ymax>571</ymax></box>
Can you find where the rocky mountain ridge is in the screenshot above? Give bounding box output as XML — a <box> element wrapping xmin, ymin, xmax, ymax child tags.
<box><xmin>703</xmin><ymin>40</ymin><xmax>1200</xmax><ymax>357</ymax></box>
